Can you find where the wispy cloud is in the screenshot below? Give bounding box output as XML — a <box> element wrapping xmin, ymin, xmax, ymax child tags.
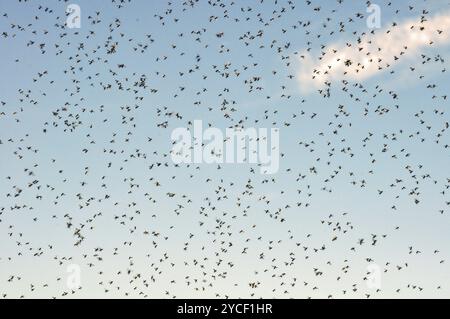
<box><xmin>297</xmin><ymin>13</ymin><xmax>450</xmax><ymax>93</ymax></box>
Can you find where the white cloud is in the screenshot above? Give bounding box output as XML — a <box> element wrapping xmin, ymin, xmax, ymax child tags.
<box><xmin>297</xmin><ymin>13</ymin><xmax>450</xmax><ymax>93</ymax></box>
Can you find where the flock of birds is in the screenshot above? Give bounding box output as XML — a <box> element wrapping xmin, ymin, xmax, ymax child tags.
<box><xmin>0</xmin><ymin>0</ymin><xmax>449</xmax><ymax>299</ymax></box>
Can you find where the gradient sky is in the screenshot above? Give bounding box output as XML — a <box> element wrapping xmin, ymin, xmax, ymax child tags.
<box><xmin>0</xmin><ymin>0</ymin><xmax>449</xmax><ymax>298</ymax></box>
